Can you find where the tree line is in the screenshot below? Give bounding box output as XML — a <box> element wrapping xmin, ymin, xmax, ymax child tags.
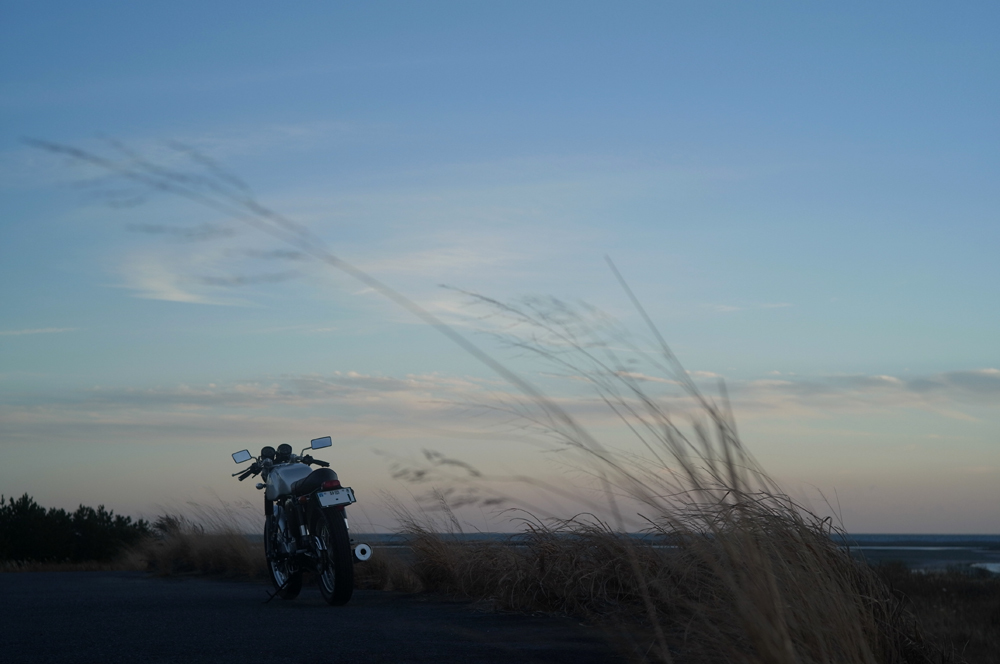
<box><xmin>0</xmin><ymin>493</ymin><xmax>150</xmax><ymax>562</ymax></box>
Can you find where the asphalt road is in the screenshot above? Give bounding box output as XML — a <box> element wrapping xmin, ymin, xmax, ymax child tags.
<box><xmin>0</xmin><ymin>572</ymin><xmax>625</xmax><ymax>663</ymax></box>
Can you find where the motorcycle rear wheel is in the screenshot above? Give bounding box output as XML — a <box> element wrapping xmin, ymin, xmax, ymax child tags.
<box><xmin>264</xmin><ymin>512</ymin><xmax>302</xmax><ymax>600</ymax></box>
<box><xmin>316</xmin><ymin>508</ymin><xmax>354</xmax><ymax>606</ymax></box>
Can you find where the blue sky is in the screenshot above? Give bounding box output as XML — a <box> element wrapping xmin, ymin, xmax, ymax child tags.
<box><xmin>1</xmin><ymin>2</ymin><xmax>998</xmax><ymax>532</ymax></box>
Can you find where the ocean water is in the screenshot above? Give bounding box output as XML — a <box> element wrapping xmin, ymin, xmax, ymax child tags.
<box><xmin>834</xmin><ymin>534</ymin><xmax>1000</xmax><ymax>572</ymax></box>
<box><xmin>354</xmin><ymin>533</ymin><xmax>1000</xmax><ymax>573</ymax></box>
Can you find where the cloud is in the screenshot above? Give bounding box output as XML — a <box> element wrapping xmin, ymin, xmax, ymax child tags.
<box><xmin>728</xmin><ymin>368</ymin><xmax>1000</xmax><ymax>419</ymax></box>
<box><xmin>702</xmin><ymin>302</ymin><xmax>793</xmax><ymax>314</ymax></box>
<box><xmin>359</xmin><ymin>244</ymin><xmax>520</xmax><ymax>278</ymax></box>
<box><xmin>4</xmin><ymin>366</ymin><xmax>998</xmax><ymax>465</ymax></box>
<box><xmin>116</xmin><ymin>249</ymin><xmax>290</xmax><ymax>305</ymax></box>
<box><xmin>0</xmin><ymin>371</ymin><xmax>523</xmax><ymax>455</ymax></box>
<box><xmin>250</xmin><ymin>324</ymin><xmax>340</xmax><ymax>334</ymax></box>
<box><xmin>613</xmin><ymin>371</ymin><xmax>679</xmax><ymax>385</ymax></box>
<box><xmin>118</xmin><ymin>254</ymin><xmax>238</xmax><ymax>305</ymax></box>
<box><xmin>908</xmin><ymin>368</ymin><xmax>1000</xmax><ymax>395</ymax></box>
<box><xmin>237</xmin><ymin>249</ymin><xmax>307</xmax><ymax>261</ymax></box>
<box><xmin>126</xmin><ymin>223</ymin><xmax>237</xmax><ymax>242</ymax></box>
<box><xmin>6</xmin><ymin>371</ymin><xmax>491</xmax><ymax>413</ymax></box>
<box><xmin>0</xmin><ymin>327</ymin><xmax>77</xmax><ymax>336</ymax></box>
<box><xmin>196</xmin><ymin>271</ymin><xmax>300</xmax><ymax>287</ymax></box>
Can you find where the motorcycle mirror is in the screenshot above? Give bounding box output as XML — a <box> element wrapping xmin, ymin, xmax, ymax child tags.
<box><xmin>310</xmin><ymin>436</ymin><xmax>333</xmax><ymax>450</ymax></box>
<box><xmin>232</xmin><ymin>449</ymin><xmax>253</xmax><ymax>464</ymax></box>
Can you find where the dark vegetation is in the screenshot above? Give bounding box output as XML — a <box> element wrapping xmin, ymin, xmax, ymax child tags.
<box><xmin>877</xmin><ymin>562</ymin><xmax>1000</xmax><ymax>664</ymax></box>
<box><xmin>0</xmin><ymin>493</ymin><xmax>150</xmax><ymax>565</ymax></box>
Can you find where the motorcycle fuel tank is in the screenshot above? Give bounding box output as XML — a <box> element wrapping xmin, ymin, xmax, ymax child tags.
<box><xmin>265</xmin><ymin>463</ymin><xmax>313</xmax><ymax>501</ymax></box>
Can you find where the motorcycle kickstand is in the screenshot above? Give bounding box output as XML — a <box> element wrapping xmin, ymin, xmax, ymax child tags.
<box><xmin>263</xmin><ymin>567</ymin><xmax>294</xmax><ymax>604</ymax></box>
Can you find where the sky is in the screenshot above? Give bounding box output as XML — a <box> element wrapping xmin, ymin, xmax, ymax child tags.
<box><xmin>1</xmin><ymin>2</ymin><xmax>998</xmax><ymax>532</ymax></box>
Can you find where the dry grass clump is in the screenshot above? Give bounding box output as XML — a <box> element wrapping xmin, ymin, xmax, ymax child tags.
<box><xmin>398</xmin><ymin>508</ymin><xmax>933</xmax><ymax>664</ymax></box>
<box><xmin>124</xmin><ymin>510</ymin><xmax>423</xmax><ymax>591</ymax></box>
<box><xmin>353</xmin><ymin>546</ymin><xmax>423</xmax><ymax>593</ymax></box>
<box><xmin>402</xmin><ymin>517</ymin><xmax>661</xmax><ymax>618</ymax></box>
<box><xmin>129</xmin><ymin>514</ymin><xmax>265</xmax><ymax>578</ymax></box>
<box><xmin>878</xmin><ymin>563</ymin><xmax>1000</xmax><ymax>664</ymax></box>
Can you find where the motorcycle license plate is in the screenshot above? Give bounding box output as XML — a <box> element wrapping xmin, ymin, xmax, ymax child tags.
<box><xmin>317</xmin><ymin>487</ymin><xmax>356</xmax><ymax>507</ymax></box>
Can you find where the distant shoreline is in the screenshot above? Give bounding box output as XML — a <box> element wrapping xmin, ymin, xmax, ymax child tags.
<box><xmin>255</xmin><ymin>532</ymin><xmax>1000</xmax><ymax>572</ymax></box>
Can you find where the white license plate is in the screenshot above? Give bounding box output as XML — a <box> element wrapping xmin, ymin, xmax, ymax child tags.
<box><xmin>317</xmin><ymin>487</ymin><xmax>356</xmax><ymax>507</ymax></box>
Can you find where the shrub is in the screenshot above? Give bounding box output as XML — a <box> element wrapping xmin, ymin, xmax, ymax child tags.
<box><xmin>0</xmin><ymin>493</ymin><xmax>150</xmax><ymax>563</ymax></box>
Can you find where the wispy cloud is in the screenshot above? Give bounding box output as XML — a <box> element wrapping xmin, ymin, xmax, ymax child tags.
<box><xmin>0</xmin><ymin>371</ymin><xmax>508</xmax><ymax>448</ymax></box>
<box><xmin>195</xmin><ymin>271</ymin><xmax>300</xmax><ymax>287</ymax></box>
<box><xmin>126</xmin><ymin>223</ymin><xmax>237</xmax><ymax>242</ymax></box>
<box><xmin>702</xmin><ymin>302</ymin><xmax>793</xmax><ymax>314</ymax></box>
<box><xmin>236</xmin><ymin>249</ymin><xmax>308</xmax><ymax>261</ymax></box>
<box><xmin>5</xmin><ymin>371</ymin><xmax>491</xmax><ymax>412</ymax></box>
<box><xmin>613</xmin><ymin>370</ymin><xmax>678</xmax><ymax>385</ymax></box>
<box><xmin>116</xmin><ymin>251</ymin><xmax>274</xmax><ymax>306</ymax></box>
<box><xmin>250</xmin><ymin>324</ymin><xmax>340</xmax><ymax>335</ymax></box>
<box><xmin>728</xmin><ymin>368</ymin><xmax>1000</xmax><ymax>419</ymax></box>
<box><xmin>0</xmin><ymin>327</ymin><xmax>77</xmax><ymax>337</ymax></box>
<box><xmin>8</xmin><ymin>367</ymin><xmax>997</xmax><ymax>435</ymax></box>
<box><xmin>118</xmin><ymin>254</ymin><xmax>229</xmax><ymax>305</ymax></box>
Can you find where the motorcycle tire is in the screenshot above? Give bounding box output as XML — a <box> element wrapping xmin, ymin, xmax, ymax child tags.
<box><xmin>264</xmin><ymin>512</ymin><xmax>302</xmax><ymax>600</ymax></box>
<box><xmin>315</xmin><ymin>508</ymin><xmax>354</xmax><ymax>606</ymax></box>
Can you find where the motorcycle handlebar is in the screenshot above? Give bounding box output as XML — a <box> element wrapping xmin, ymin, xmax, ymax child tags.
<box><xmin>301</xmin><ymin>455</ymin><xmax>330</xmax><ymax>467</ymax></box>
<box><xmin>237</xmin><ymin>462</ymin><xmax>260</xmax><ymax>481</ymax></box>
<box><xmin>232</xmin><ymin>456</ymin><xmax>326</xmax><ymax>482</ymax></box>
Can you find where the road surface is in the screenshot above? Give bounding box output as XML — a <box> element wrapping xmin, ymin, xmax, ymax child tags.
<box><xmin>0</xmin><ymin>572</ymin><xmax>625</xmax><ymax>663</ymax></box>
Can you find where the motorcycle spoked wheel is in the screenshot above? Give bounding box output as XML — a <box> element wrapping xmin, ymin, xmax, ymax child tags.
<box><xmin>264</xmin><ymin>511</ymin><xmax>302</xmax><ymax>600</ymax></box>
<box><xmin>315</xmin><ymin>508</ymin><xmax>354</xmax><ymax>606</ymax></box>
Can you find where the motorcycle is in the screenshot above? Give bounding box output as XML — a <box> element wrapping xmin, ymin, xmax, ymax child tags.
<box><xmin>230</xmin><ymin>436</ymin><xmax>372</xmax><ymax>606</ymax></box>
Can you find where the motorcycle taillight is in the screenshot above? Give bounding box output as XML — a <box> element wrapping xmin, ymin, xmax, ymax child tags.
<box><xmin>321</xmin><ymin>479</ymin><xmax>341</xmax><ymax>490</ymax></box>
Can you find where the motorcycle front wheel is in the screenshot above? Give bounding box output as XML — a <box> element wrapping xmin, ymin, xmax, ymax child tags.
<box><xmin>264</xmin><ymin>511</ymin><xmax>302</xmax><ymax>600</ymax></box>
<box><xmin>315</xmin><ymin>508</ymin><xmax>354</xmax><ymax>606</ymax></box>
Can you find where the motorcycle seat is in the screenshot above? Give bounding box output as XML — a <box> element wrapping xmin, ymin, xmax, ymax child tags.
<box><xmin>290</xmin><ymin>468</ymin><xmax>339</xmax><ymax>496</ymax></box>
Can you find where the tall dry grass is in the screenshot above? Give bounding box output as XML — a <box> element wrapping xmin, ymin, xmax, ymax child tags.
<box><xmin>123</xmin><ymin>500</ymin><xmax>265</xmax><ymax>577</ymax></box>
<box><xmin>384</xmin><ymin>293</ymin><xmax>939</xmax><ymax>664</ymax></box>
<box><xmin>352</xmin><ymin>546</ymin><xmax>423</xmax><ymax>593</ymax></box>
<box><xmin>393</xmin><ymin>509</ymin><xmax>932</xmax><ymax>664</ymax></box>
<box><xmin>129</xmin><ymin>514</ymin><xmax>265</xmax><ymax>577</ymax></box>
<box><xmin>120</xmin><ymin>503</ymin><xmax>422</xmax><ymax>591</ymax></box>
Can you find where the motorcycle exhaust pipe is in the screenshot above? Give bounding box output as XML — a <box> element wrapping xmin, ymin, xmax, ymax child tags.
<box><xmin>352</xmin><ymin>543</ymin><xmax>372</xmax><ymax>563</ymax></box>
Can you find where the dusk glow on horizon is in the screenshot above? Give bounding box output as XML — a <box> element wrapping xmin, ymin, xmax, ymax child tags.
<box><xmin>2</xmin><ymin>2</ymin><xmax>998</xmax><ymax>533</ymax></box>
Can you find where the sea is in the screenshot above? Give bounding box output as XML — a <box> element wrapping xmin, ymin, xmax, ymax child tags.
<box><xmin>355</xmin><ymin>533</ymin><xmax>1000</xmax><ymax>574</ymax></box>
<box><xmin>833</xmin><ymin>534</ymin><xmax>1000</xmax><ymax>573</ymax></box>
